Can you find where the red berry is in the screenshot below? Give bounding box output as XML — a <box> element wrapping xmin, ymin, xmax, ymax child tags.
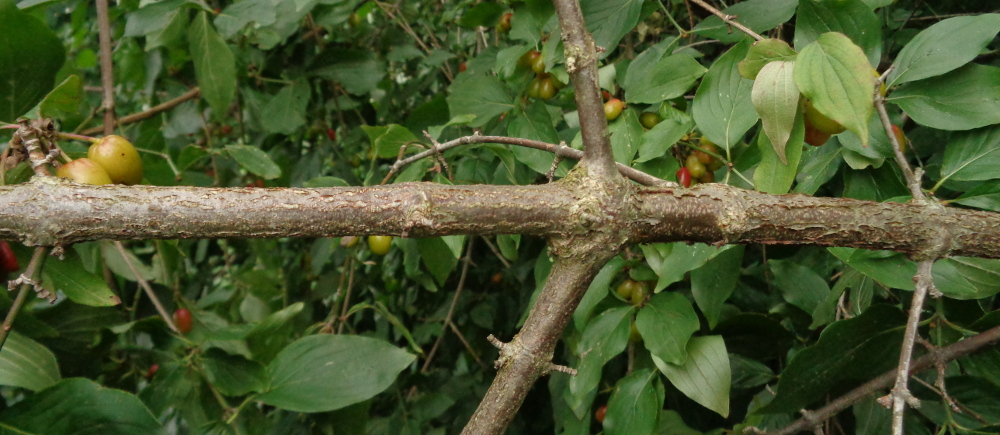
<box><xmin>0</xmin><ymin>241</ymin><xmax>18</xmax><ymax>273</ymax></box>
<box><xmin>676</xmin><ymin>167</ymin><xmax>692</xmax><ymax>188</ymax></box>
<box><xmin>491</xmin><ymin>272</ymin><xmax>503</xmax><ymax>284</ymax></box>
<box><xmin>220</xmin><ymin>125</ymin><xmax>232</xmax><ymax>135</ymax></box>
<box><xmin>596</xmin><ymin>405</ymin><xmax>607</xmax><ymax>423</ymax></box>
<box><xmin>326</xmin><ymin>129</ymin><xmax>336</xmax><ymax>141</ymax></box>
<box><xmin>145</xmin><ymin>364</ymin><xmax>159</xmax><ymax>380</ymax></box>
<box><xmin>173</xmin><ymin>308</ymin><xmax>193</xmax><ymax>334</ymax></box>
<box><xmin>459</xmin><ymin>62</ymin><xmax>467</xmax><ymax>72</ymax></box>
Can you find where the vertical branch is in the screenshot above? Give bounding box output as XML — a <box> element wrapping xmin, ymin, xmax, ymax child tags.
<box><xmin>551</xmin><ymin>0</ymin><xmax>618</xmax><ymax>180</ymax></box>
<box><xmin>461</xmin><ymin>247</ymin><xmax>616</xmax><ymax>434</ymax></box>
<box><xmin>95</xmin><ymin>0</ymin><xmax>117</xmax><ymax>135</ymax></box>
<box><xmin>883</xmin><ymin>260</ymin><xmax>938</xmax><ymax>435</ymax></box>
<box><xmin>0</xmin><ymin>247</ymin><xmax>47</xmax><ymax>350</ymax></box>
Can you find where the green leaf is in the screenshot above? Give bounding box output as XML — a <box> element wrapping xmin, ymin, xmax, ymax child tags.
<box><xmin>416</xmin><ymin>237</ymin><xmax>459</xmax><ymax>286</ymax></box>
<box><xmin>101</xmin><ymin>242</ymin><xmax>155</xmax><ymax>283</ymax></box>
<box><xmin>0</xmin><ymin>378</ymin><xmax>164</xmax><ymax>435</ymax></box>
<box><xmin>38</xmin><ymin>75</ymin><xmax>83</xmax><ymax>120</ymax></box>
<box><xmin>636</xmin><ymin>292</ymin><xmax>699</xmax><ymax>365</ymax></box>
<box><xmin>769</xmin><ymin>258</ymin><xmax>830</xmax><ymax>314</ymax></box>
<box><xmin>609</xmin><ymin>108</ymin><xmax>644</xmax><ymax>164</ymax></box>
<box><xmin>654</xmin><ymin>336</ymin><xmax>731</xmax><ymax>418</ymax></box>
<box><xmin>888</xmin><ymin>64</ymin><xmax>1000</xmax><ymax>131</ymax></box>
<box><xmin>940</xmin><ymin>125</ymin><xmax>1000</xmax><ymax>182</ymax></box>
<box><xmin>508</xmin><ymin>101</ymin><xmax>559</xmax><ymax>175</ymax></box>
<box><xmin>693</xmin><ymin>40</ymin><xmax>759</xmax><ymax>151</ymax></box>
<box><xmin>691</xmin><ymin>0</ymin><xmax>797</xmax><ymax>43</ymax></box>
<box><xmin>373</xmin><ymin>124</ymin><xmax>421</xmax><ymax>159</ymax></box>
<box><xmin>738</xmin><ymin>38</ymin><xmax>797</xmax><ymax>80</ymax></box>
<box><xmin>754</xmin><ymin>114</ymin><xmax>805</xmax><ymax>194</ymax></box>
<box><xmin>953</xmin><ymin>180</ymin><xmax>1000</xmax><ymax>212</ymax></box>
<box><xmin>42</xmin><ymin>249</ymin><xmax>121</xmax><ymax>307</ymax></box>
<box><xmin>932</xmin><ymin>257</ymin><xmax>1000</xmax><ymax>300</ymax></box>
<box><xmin>793</xmin><ymin>141</ymin><xmax>841</xmax><ymax>195</ymax></box>
<box><xmin>794</xmin><ymin>32</ymin><xmax>874</xmax><ymax>146</ymax></box>
<box><xmin>0</xmin><ymin>331</ymin><xmax>59</xmax><ymax>392</ymax></box>
<box><xmin>624</xmin><ymin>53</ymin><xmax>706</xmax><ymax>104</ymax></box>
<box><xmin>225</xmin><ymin>145</ymin><xmax>282</xmax><ymax>179</ymax></box>
<box><xmin>692</xmin><ymin>245</ymin><xmax>744</xmax><ymax>329</ymax></box>
<box><xmin>654</xmin><ymin>243</ymin><xmax>727</xmax><ymax>292</ymax></box>
<box><xmin>574</xmin><ymin>256</ymin><xmax>626</xmax><ymax>330</ymax></box>
<box><xmin>751</xmin><ymin>61</ymin><xmax>800</xmax><ymax>163</ymax></box>
<box><xmin>458</xmin><ymin>2</ymin><xmax>505</xmax><ymax>28</ymax></box>
<box><xmin>730</xmin><ymin>353</ymin><xmax>774</xmax><ymax>390</ymax></box>
<box><xmin>258</xmin><ymin>335</ymin><xmax>415</xmax><ymax>412</ymax></box>
<box><xmin>310</xmin><ymin>48</ymin><xmax>385</xmax><ymax>96</ymax></box>
<box><xmin>214</xmin><ymin>0</ymin><xmax>277</xmax><ymax>39</ymax></box>
<box><xmin>604</xmin><ymin>369</ymin><xmax>663</xmax><ymax>435</ymax></box>
<box><xmin>636</xmin><ymin>118</ymin><xmax>691</xmax><ymax>163</ymax></box>
<box><xmin>794</xmin><ymin>0</ymin><xmax>882</xmax><ymax>67</ymax></box>
<box><xmin>447</xmin><ymin>73</ymin><xmax>514</xmax><ymax>128</ymax></box>
<box><xmin>567</xmin><ymin>306</ymin><xmax>631</xmax><ymax>412</ymax></box>
<box><xmin>0</xmin><ymin>0</ymin><xmax>65</xmax><ymax>122</ymax></box>
<box><xmin>829</xmin><ymin>247</ymin><xmax>916</xmax><ymax>290</ymax></box>
<box><xmin>201</xmin><ymin>348</ymin><xmax>268</xmax><ymax>396</ymax></box>
<box><xmin>887</xmin><ymin>14</ymin><xmax>1000</xmax><ymax>87</ymax></box>
<box><xmin>188</xmin><ymin>12</ymin><xmax>236</xmax><ymax>119</ymax></box>
<box><xmin>581</xmin><ymin>0</ymin><xmax>643</xmax><ymax>59</ymax></box>
<box><xmin>758</xmin><ymin>305</ymin><xmax>906</xmax><ymax>414</ymax></box>
<box><xmin>913</xmin><ymin>376</ymin><xmax>1000</xmax><ymax>430</ymax></box>
<box><xmin>261</xmin><ymin>81</ymin><xmax>311</xmax><ymax>135</ymax></box>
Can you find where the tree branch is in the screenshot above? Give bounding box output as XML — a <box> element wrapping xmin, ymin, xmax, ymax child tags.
<box><xmin>80</xmin><ymin>88</ymin><xmax>201</xmax><ymax>136</ymax></box>
<box><xmin>767</xmin><ymin>322</ymin><xmax>1000</xmax><ymax>435</ymax></box>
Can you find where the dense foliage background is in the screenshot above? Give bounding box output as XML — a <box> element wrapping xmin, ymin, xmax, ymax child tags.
<box><xmin>1</xmin><ymin>0</ymin><xmax>999</xmax><ymax>434</ymax></box>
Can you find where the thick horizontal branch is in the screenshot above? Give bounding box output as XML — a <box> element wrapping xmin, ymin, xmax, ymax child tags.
<box><xmin>2</xmin><ymin>178</ymin><xmax>999</xmax><ymax>260</ymax></box>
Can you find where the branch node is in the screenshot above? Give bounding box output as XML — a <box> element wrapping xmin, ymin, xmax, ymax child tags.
<box><xmin>548</xmin><ymin>363</ymin><xmax>577</xmax><ymax>376</ymax></box>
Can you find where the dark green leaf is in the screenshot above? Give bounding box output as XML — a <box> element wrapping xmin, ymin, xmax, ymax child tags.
<box><xmin>42</xmin><ymin>249</ymin><xmax>120</xmax><ymax>307</ymax></box>
<box><xmin>941</xmin><ymin>125</ymin><xmax>1000</xmax><ymax>182</ymax></box>
<box><xmin>201</xmin><ymin>348</ymin><xmax>268</xmax><ymax>396</ymax></box>
<box><xmin>447</xmin><ymin>73</ymin><xmax>514</xmax><ymax>128</ymax></box>
<box><xmin>654</xmin><ymin>243</ymin><xmax>727</xmax><ymax>292</ymax></box>
<box><xmin>225</xmin><ymin>145</ymin><xmax>281</xmax><ymax>179</ymax></box>
<box><xmin>508</xmin><ymin>101</ymin><xmax>559</xmax><ymax>174</ymax></box>
<box><xmin>603</xmin><ymin>369</ymin><xmax>663</xmax><ymax>435</ymax></box>
<box><xmin>261</xmin><ymin>81</ymin><xmax>311</xmax><ymax>135</ymax></box>
<box><xmin>887</xmin><ymin>14</ymin><xmax>1000</xmax><ymax>87</ymax></box>
<box><xmin>953</xmin><ymin>180</ymin><xmax>1000</xmax><ymax>212</ymax></box>
<box><xmin>624</xmin><ymin>53</ymin><xmax>706</xmax><ymax>104</ymax></box>
<box><xmin>581</xmin><ymin>0</ymin><xmax>642</xmax><ymax>59</ymax></box>
<box><xmin>458</xmin><ymin>2</ymin><xmax>505</xmax><ymax>28</ymax></box>
<box><xmin>635</xmin><ymin>118</ymin><xmax>691</xmax><ymax>163</ymax></box>
<box><xmin>653</xmin><ymin>336</ymin><xmax>731</xmax><ymax>417</ymax></box>
<box><xmin>691</xmin><ymin>0</ymin><xmax>797</xmax><ymax>43</ymax></box>
<box><xmin>794</xmin><ymin>0</ymin><xmax>882</xmax><ymax>67</ymax></box>
<box><xmin>188</xmin><ymin>12</ymin><xmax>236</xmax><ymax>119</ymax></box>
<box><xmin>889</xmin><ymin>64</ymin><xmax>1000</xmax><ymax>131</ymax></box>
<box><xmin>567</xmin><ymin>306</ymin><xmax>631</xmax><ymax>412</ymax></box>
<box><xmin>373</xmin><ymin>125</ymin><xmax>421</xmax><ymax>159</ymax></box>
<box><xmin>258</xmin><ymin>335</ymin><xmax>415</xmax><ymax>412</ymax></box>
<box><xmin>692</xmin><ymin>245</ymin><xmax>744</xmax><ymax>329</ymax></box>
<box><xmin>609</xmin><ymin>108</ymin><xmax>643</xmax><ymax>164</ymax></box>
<box><xmin>1</xmin><ymin>378</ymin><xmax>164</xmax><ymax>435</ymax></box>
<box><xmin>416</xmin><ymin>237</ymin><xmax>459</xmax><ymax>286</ymax></box>
<box><xmin>693</xmin><ymin>39</ymin><xmax>759</xmax><ymax>150</ymax></box>
<box><xmin>769</xmin><ymin>258</ymin><xmax>830</xmax><ymax>314</ymax></box>
<box><xmin>637</xmin><ymin>292</ymin><xmax>699</xmax><ymax>365</ymax></box>
<box><xmin>574</xmin><ymin>256</ymin><xmax>626</xmax><ymax>330</ymax></box>
<box><xmin>38</xmin><ymin>75</ymin><xmax>82</xmax><ymax>120</ymax></box>
<box><xmin>310</xmin><ymin>48</ymin><xmax>385</xmax><ymax>96</ymax></box>
<box><xmin>758</xmin><ymin>305</ymin><xmax>906</xmax><ymax>414</ymax></box>
<box><xmin>0</xmin><ymin>0</ymin><xmax>64</xmax><ymax>122</ymax></box>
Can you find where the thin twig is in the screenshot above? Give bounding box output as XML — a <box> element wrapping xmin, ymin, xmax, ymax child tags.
<box><xmin>449</xmin><ymin>321</ymin><xmax>487</xmax><ymax>370</ymax></box>
<box><xmin>479</xmin><ymin>236</ymin><xmax>512</xmax><ymax>269</ymax></box>
<box><xmin>80</xmin><ymin>88</ymin><xmax>201</xmax><ymax>136</ymax></box>
<box><xmin>95</xmin><ymin>0</ymin><xmax>116</xmax><ymax>136</ymax></box>
<box><xmin>114</xmin><ymin>241</ymin><xmax>179</xmax><ymax>333</ymax></box>
<box><xmin>766</xmin><ymin>321</ymin><xmax>1000</xmax><ymax>435</ymax></box>
<box><xmin>0</xmin><ymin>247</ymin><xmax>47</xmax><ymax>351</ymax></box>
<box><xmin>381</xmin><ymin>134</ymin><xmax>674</xmax><ymax>187</ymax></box>
<box><xmin>336</xmin><ymin>261</ymin><xmax>357</xmax><ymax>334</ymax></box>
<box><xmin>421</xmin><ymin>237</ymin><xmax>475</xmax><ymax>373</ymax></box>
<box><xmin>882</xmin><ymin>260</ymin><xmax>937</xmax><ymax>435</ymax></box>
<box><xmin>687</xmin><ymin>0</ymin><xmax>765</xmax><ymax>41</ymax></box>
<box><xmin>322</xmin><ymin>255</ymin><xmax>353</xmax><ymax>333</ymax></box>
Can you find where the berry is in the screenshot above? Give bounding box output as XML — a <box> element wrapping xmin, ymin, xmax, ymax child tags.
<box><xmin>676</xmin><ymin>167</ymin><xmax>692</xmax><ymax>188</ymax></box>
<box><xmin>698</xmin><ymin>171</ymin><xmax>715</xmax><ymax>184</ymax></box>
<box><xmin>88</xmin><ymin>135</ymin><xmax>143</xmax><ymax>185</ymax></box>
<box><xmin>616</xmin><ymin>279</ymin><xmax>641</xmax><ymax>300</ymax></box>
<box><xmin>804</xmin><ymin>119</ymin><xmax>832</xmax><ymax>146</ymax></box>
<box><xmin>145</xmin><ymin>364</ymin><xmax>159</xmax><ymax>380</ymax></box>
<box><xmin>629</xmin><ymin>281</ymin><xmax>649</xmax><ymax>306</ymax></box>
<box><xmin>326</xmin><ymin>128</ymin><xmax>337</xmax><ymax>141</ymax></box>
<box><xmin>604</xmin><ymin>99</ymin><xmax>625</xmax><ymax>121</ymax></box>
<box><xmin>458</xmin><ymin>62</ymin><xmax>467</xmax><ymax>73</ymax></box>
<box><xmin>0</xmin><ymin>241</ymin><xmax>18</xmax><ymax>274</ymax></box>
<box><xmin>348</xmin><ymin>13</ymin><xmax>362</xmax><ymax>28</ymax></box>
<box><xmin>629</xmin><ymin>321</ymin><xmax>643</xmax><ymax>343</ymax></box>
<box><xmin>639</xmin><ymin>112</ymin><xmax>661</xmax><ymax>129</ymax></box>
<box><xmin>803</xmin><ymin>99</ymin><xmax>845</xmax><ymax>135</ymax></box>
<box><xmin>341</xmin><ymin>236</ymin><xmax>359</xmax><ymax>248</ymax></box>
<box><xmin>685</xmin><ymin>155</ymin><xmax>707</xmax><ymax>179</ymax></box>
<box><xmin>491</xmin><ymin>272</ymin><xmax>503</xmax><ymax>284</ymax></box>
<box><xmin>220</xmin><ymin>125</ymin><xmax>232</xmax><ymax>135</ymax></box>
<box><xmin>368</xmin><ymin>235</ymin><xmax>392</xmax><ymax>255</ymax></box>
<box><xmin>530</xmin><ymin>53</ymin><xmax>546</xmax><ymax>74</ymax></box>
<box><xmin>56</xmin><ymin>158</ymin><xmax>113</xmax><ymax>185</ymax></box>
<box><xmin>891</xmin><ymin>124</ymin><xmax>907</xmax><ymax>154</ymax></box>
<box><xmin>537</xmin><ymin>77</ymin><xmax>556</xmax><ymax>100</ymax></box>
<box><xmin>518</xmin><ymin>50</ymin><xmax>541</xmax><ymax>70</ymax></box>
<box><xmin>527</xmin><ymin>77</ymin><xmax>543</xmax><ymax>99</ymax></box>
<box><xmin>602</xmin><ymin>90</ymin><xmax>611</xmax><ymax>101</ymax></box>
<box><xmin>173</xmin><ymin>308</ymin><xmax>193</xmax><ymax>334</ymax></box>
<box><xmin>497</xmin><ymin>12</ymin><xmax>512</xmax><ymax>33</ymax></box>
<box><xmin>595</xmin><ymin>405</ymin><xmax>607</xmax><ymax>423</ymax></box>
